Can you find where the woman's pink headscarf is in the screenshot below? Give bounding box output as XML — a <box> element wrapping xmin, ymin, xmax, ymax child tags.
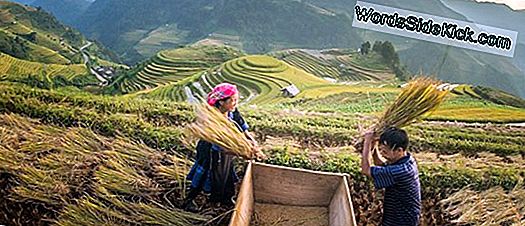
<box><xmin>207</xmin><ymin>83</ymin><xmax>239</xmax><ymax>106</ymax></box>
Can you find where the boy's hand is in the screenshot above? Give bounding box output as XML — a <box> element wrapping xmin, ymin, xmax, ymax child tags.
<box><xmin>363</xmin><ymin>129</ymin><xmax>377</xmax><ymax>144</ymax></box>
<box><xmin>360</xmin><ymin>129</ymin><xmax>375</xmax><ymax>177</ymax></box>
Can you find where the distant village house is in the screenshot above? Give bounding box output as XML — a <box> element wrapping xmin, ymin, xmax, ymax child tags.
<box><xmin>281</xmin><ymin>84</ymin><xmax>300</xmax><ymax>98</ymax></box>
<box><xmin>94</xmin><ymin>66</ymin><xmax>116</xmax><ymax>79</ymax></box>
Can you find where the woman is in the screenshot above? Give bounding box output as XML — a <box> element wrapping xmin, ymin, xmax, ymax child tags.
<box><xmin>183</xmin><ymin>83</ymin><xmax>264</xmax><ymax>211</ymax></box>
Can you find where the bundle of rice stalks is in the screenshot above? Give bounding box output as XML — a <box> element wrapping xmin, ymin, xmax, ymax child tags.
<box><xmin>13</xmin><ymin>167</ymin><xmax>72</xmax><ymax>206</ymax></box>
<box><xmin>184</xmin><ymin>103</ymin><xmax>254</xmax><ymax>159</ymax></box>
<box><xmin>56</xmin><ymin>193</ymin><xmax>208</xmax><ymax>226</ymax></box>
<box><xmin>0</xmin><ymin>113</ymin><xmax>202</xmax><ymax>225</ymax></box>
<box><xmin>94</xmin><ymin>160</ymin><xmax>161</xmax><ymax>198</ymax></box>
<box><xmin>354</xmin><ymin>77</ymin><xmax>450</xmax><ymax>150</ymax></box>
<box><xmin>154</xmin><ymin>155</ymin><xmax>192</xmax><ymax>185</ymax></box>
<box><xmin>440</xmin><ymin>186</ymin><xmax>525</xmax><ymax>225</ymax></box>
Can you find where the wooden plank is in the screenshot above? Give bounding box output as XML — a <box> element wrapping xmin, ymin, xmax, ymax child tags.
<box><xmin>229</xmin><ymin>161</ymin><xmax>254</xmax><ymax>226</ymax></box>
<box><xmin>253</xmin><ymin>162</ymin><xmax>342</xmax><ymax>206</ymax></box>
<box><xmin>329</xmin><ymin>176</ymin><xmax>357</xmax><ymax>226</ymax></box>
<box><xmin>254</xmin><ymin>162</ymin><xmax>347</xmax><ymax>177</ymax></box>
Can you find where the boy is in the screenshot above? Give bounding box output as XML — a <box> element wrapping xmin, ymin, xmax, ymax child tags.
<box><xmin>361</xmin><ymin>127</ymin><xmax>421</xmax><ymax>226</ymax></box>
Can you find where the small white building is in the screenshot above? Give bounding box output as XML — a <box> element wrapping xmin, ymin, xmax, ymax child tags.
<box><xmin>323</xmin><ymin>77</ymin><xmax>337</xmax><ymax>83</ymax></box>
<box><xmin>94</xmin><ymin>66</ymin><xmax>116</xmax><ymax>78</ymax></box>
<box><xmin>281</xmin><ymin>84</ymin><xmax>300</xmax><ymax>97</ymax></box>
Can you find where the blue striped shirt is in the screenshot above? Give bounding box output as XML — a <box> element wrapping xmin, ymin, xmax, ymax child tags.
<box><xmin>371</xmin><ymin>154</ymin><xmax>421</xmax><ymax>226</ymax></box>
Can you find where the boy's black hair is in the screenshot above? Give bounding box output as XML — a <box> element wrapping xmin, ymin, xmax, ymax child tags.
<box><xmin>379</xmin><ymin>127</ymin><xmax>409</xmax><ymax>151</ymax></box>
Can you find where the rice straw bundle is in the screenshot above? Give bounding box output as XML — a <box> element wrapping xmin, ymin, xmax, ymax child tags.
<box><xmin>440</xmin><ymin>186</ymin><xmax>525</xmax><ymax>225</ymax></box>
<box><xmin>355</xmin><ymin>77</ymin><xmax>450</xmax><ymax>150</ymax></box>
<box><xmin>374</xmin><ymin>77</ymin><xmax>450</xmax><ymax>132</ymax></box>
<box><xmin>184</xmin><ymin>103</ymin><xmax>254</xmax><ymax>159</ymax></box>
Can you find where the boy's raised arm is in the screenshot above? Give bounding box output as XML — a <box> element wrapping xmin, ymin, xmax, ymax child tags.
<box><xmin>361</xmin><ymin>131</ymin><xmax>374</xmax><ymax>177</ymax></box>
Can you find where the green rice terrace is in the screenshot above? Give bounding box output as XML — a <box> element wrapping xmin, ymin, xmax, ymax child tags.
<box><xmin>1</xmin><ymin>44</ymin><xmax>525</xmax><ymax>225</ymax></box>
<box><xmin>109</xmin><ymin>45</ymin><xmax>242</xmax><ymax>94</ymax></box>
<box><xmin>271</xmin><ymin>49</ymin><xmax>395</xmax><ymax>82</ymax></box>
<box><xmin>0</xmin><ymin>52</ymin><xmax>96</xmax><ymax>88</ymax></box>
<box><xmin>133</xmin><ymin>51</ymin><xmax>399</xmax><ymax>106</ymax></box>
<box><xmin>132</xmin><ymin>54</ymin><xmax>331</xmax><ymax>104</ymax></box>
<box><xmin>0</xmin><ymin>1</ymin><xmax>116</xmax><ymax>65</ymax></box>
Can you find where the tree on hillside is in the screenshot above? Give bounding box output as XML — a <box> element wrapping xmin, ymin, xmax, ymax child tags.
<box><xmin>371</xmin><ymin>40</ymin><xmax>407</xmax><ymax>81</ymax></box>
<box><xmin>18</xmin><ymin>31</ymin><xmax>37</xmax><ymax>43</ymax></box>
<box><xmin>372</xmin><ymin>41</ymin><xmax>382</xmax><ymax>53</ymax></box>
<box><xmin>379</xmin><ymin>41</ymin><xmax>399</xmax><ymax>66</ymax></box>
<box><xmin>360</xmin><ymin>41</ymin><xmax>371</xmax><ymax>55</ymax></box>
<box><xmin>0</xmin><ymin>32</ymin><xmax>29</xmax><ymax>59</ymax></box>
<box><xmin>394</xmin><ymin>64</ymin><xmax>409</xmax><ymax>81</ymax></box>
<box><xmin>371</xmin><ymin>41</ymin><xmax>399</xmax><ymax>66</ymax></box>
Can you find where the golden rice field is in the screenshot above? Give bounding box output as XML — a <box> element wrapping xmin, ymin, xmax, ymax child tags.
<box><xmin>2</xmin><ymin>80</ymin><xmax>525</xmax><ymax>225</ymax></box>
<box><xmin>0</xmin><ymin>53</ymin><xmax>88</xmax><ymax>84</ymax></box>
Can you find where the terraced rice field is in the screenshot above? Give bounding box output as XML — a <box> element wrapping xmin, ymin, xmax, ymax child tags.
<box><xmin>0</xmin><ymin>7</ymin><xmax>79</xmax><ymax>63</ymax></box>
<box><xmin>272</xmin><ymin>49</ymin><xmax>395</xmax><ymax>82</ymax></box>
<box><xmin>428</xmin><ymin>95</ymin><xmax>525</xmax><ymax>123</ymax></box>
<box><xmin>115</xmin><ymin>46</ymin><xmax>241</xmax><ymax>94</ymax></box>
<box><xmin>134</xmin><ymin>71</ymin><xmax>205</xmax><ymax>102</ymax></box>
<box><xmin>450</xmin><ymin>84</ymin><xmax>482</xmax><ymax>99</ymax></box>
<box><xmin>275</xmin><ymin>85</ymin><xmax>525</xmax><ymax>124</ymax></box>
<box><xmin>0</xmin><ymin>29</ymin><xmax>70</xmax><ymax>64</ymax></box>
<box><xmin>138</xmin><ymin>55</ymin><xmax>330</xmax><ymax>105</ymax></box>
<box><xmin>214</xmin><ymin>55</ymin><xmax>328</xmax><ymax>104</ymax></box>
<box><xmin>296</xmin><ymin>84</ymin><xmax>398</xmax><ymax>100</ymax></box>
<box><xmin>130</xmin><ymin>48</ymin><xmax>400</xmax><ymax>105</ymax></box>
<box><xmin>272</xmin><ymin>50</ymin><xmax>341</xmax><ymax>79</ymax></box>
<box><xmin>333</xmin><ymin>55</ymin><xmax>394</xmax><ymax>81</ymax></box>
<box><xmin>0</xmin><ymin>6</ymin><xmax>14</xmax><ymax>22</ymax></box>
<box><xmin>122</xmin><ymin>47</ymin><xmax>525</xmax><ymax>125</ymax></box>
<box><xmin>0</xmin><ymin>52</ymin><xmax>89</xmax><ymax>85</ymax></box>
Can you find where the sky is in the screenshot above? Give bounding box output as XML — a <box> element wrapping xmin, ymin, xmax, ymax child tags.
<box><xmin>476</xmin><ymin>0</ymin><xmax>525</xmax><ymax>10</ymax></box>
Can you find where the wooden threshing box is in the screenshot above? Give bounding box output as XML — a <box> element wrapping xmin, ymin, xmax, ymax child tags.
<box><xmin>229</xmin><ymin>162</ymin><xmax>356</xmax><ymax>226</ymax></box>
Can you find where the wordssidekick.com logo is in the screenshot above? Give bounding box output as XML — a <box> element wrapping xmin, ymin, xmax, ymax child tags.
<box><xmin>351</xmin><ymin>1</ymin><xmax>518</xmax><ymax>57</ymax></box>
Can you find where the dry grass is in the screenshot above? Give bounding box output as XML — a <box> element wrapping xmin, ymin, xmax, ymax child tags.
<box><xmin>56</xmin><ymin>189</ymin><xmax>207</xmax><ymax>226</ymax></box>
<box><xmin>0</xmin><ymin>113</ymin><xmax>207</xmax><ymax>225</ymax></box>
<box><xmin>441</xmin><ymin>186</ymin><xmax>525</xmax><ymax>225</ymax></box>
<box><xmin>414</xmin><ymin>152</ymin><xmax>525</xmax><ymax>170</ymax></box>
<box><xmin>184</xmin><ymin>103</ymin><xmax>254</xmax><ymax>159</ymax></box>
